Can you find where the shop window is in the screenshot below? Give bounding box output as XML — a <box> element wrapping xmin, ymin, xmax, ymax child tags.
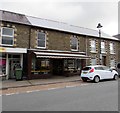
<box><xmin>68</xmin><ymin>60</ymin><xmax>75</xmax><ymax>69</ymax></box>
<box><xmin>0</xmin><ymin>54</ymin><xmax>6</xmax><ymax>75</ymax></box>
<box><xmin>1</xmin><ymin>27</ymin><xmax>14</xmax><ymax>46</ymax></box>
<box><xmin>90</xmin><ymin>40</ymin><xmax>96</xmax><ymax>52</ymax></box>
<box><xmin>31</xmin><ymin>58</ymin><xmax>50</xmax><ymax>75</ymax></box>
<box><xmin>64</xmin><ymin>59</ymin><xmax>80</xmax><ymax>72</ymax></box>
<box><xmin>37</xmin><ymin>32</ymin><xmax>46</xmax><ymax>48</ymax></box>
<box><xmin>71</xmin><ymin>36</ymin><xmax>78</xmax><ymax>51</ymax></box>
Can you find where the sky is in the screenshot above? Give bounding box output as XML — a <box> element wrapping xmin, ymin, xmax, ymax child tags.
<box><xmin>0</xmin><ymin>0</ymin><xmax>119</xmax><ymax>36</ymax></box>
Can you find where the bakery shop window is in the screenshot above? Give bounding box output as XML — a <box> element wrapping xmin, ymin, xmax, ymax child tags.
<box><xmin>31</xmin><ymin>57</ymin><xmax>50</xmax><ymax>75</ymax></box>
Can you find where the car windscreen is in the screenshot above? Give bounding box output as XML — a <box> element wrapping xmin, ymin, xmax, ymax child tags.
<box><xmin>82</xmin><ymin>67</ymin><xmax>91</xmax><ymax>71</ymax></box>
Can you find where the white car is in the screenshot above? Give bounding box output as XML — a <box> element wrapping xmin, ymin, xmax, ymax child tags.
<box><xmin>80</xmin><ymin>65</ymin><xmax>118</xmax><ymax>83</ymax></box>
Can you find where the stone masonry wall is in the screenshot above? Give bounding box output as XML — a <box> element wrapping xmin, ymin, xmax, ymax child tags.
<box><xmin>1</xmin><ymin>22</ymin><xmax>119</xmax><ymax>67</ymax></box>
<box><xmin>30</xmin><ymin>28</ymin><xmax>87</xmax><ymax>52</ymax></box>
<box><xmin>0</xmin><ymin>22</ymin><xmax>30</xmax><ymax>48</ymax></box>
<box><xmin>86</xmin><ymin>36</ymin><xmax>119</xmax><ymax>67</ymax></box>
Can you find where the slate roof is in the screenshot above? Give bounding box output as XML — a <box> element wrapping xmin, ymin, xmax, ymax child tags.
<box><xmin>113</xmin><ymin>34</ymin><xmax>120</xmax><ymax>40</ymax></box>
<box><xmin>0</xmin><ymin>10</ymin><xmax>31</xmax><ymax>25</ymax></box>
<box><xmin>27</xmin><ymin>15</ymin><xmax>118</xmax><ymax>41</ymax></box>
<box><xmin>0</xmin><ymin>10</ymin><xmax>119</xmax><ymax>41</ymax></box>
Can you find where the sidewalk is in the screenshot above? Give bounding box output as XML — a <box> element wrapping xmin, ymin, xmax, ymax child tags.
<box><xmin>1</xmin><ymin>75</ymin><xmax>81</xmax><ymax>90</ymax></box>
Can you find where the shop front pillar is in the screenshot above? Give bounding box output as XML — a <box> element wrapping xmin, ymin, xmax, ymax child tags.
<box><xmin>6</xmin><ymin>54</ymin><xmax>9</xmax><ymax>80</ymax></box>
<box><xmin>27</xmin><ymin>52</ymin><xmax>32</xmax><ymax>79</ymax></box>
<box><xmin>81</xmin><ymin>59</ymin><xmax>86</xmax><ymax>69</ymax></box>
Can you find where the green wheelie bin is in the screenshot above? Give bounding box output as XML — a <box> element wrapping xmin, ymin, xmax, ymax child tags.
<box><xmin>15</xmin><ymin>68</ymin><xmax>23</xmax><ymax>81</ymax></box>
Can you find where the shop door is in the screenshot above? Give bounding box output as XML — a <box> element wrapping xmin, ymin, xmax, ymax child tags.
<box><xmin>9</xmin><ymin>59</ymin><xmax>20</xmax><ymax>79</ymax></box>
<box><xmin>52</xmin><ymin>59</ymin><xmax>64</xmax><ymax>75</ymax></box>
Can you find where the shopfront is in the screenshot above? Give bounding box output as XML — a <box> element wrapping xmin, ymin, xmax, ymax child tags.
<box><xmin>27</xmin><ymin>50</ymin><xmax>90</xmax><ymax>79</ymax></box>
<box><xmin>0</xmin><ymin>47</ymin><xmax>27</xmax><ymax>79</ymax></box>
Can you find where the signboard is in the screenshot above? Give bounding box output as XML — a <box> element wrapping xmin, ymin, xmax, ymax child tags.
<box><xmin>0</xmin><ymin>47</ymin><xmax>6</xmax><ymax>52</ymax></box>
<box><xmin>0</xmin><ymin>47</ymin><xmax>27</xmax><ymax>53</ymax></box>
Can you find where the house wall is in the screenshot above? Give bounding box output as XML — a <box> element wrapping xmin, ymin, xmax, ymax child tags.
<box><xmin>30</xmin><ymin>28</ymin><xmax>87</xmax><ymax>52</ymax></box>
<box><xmin>0</xmin><ymin>22</ymin><xmax>30</xmax><ymax>48</ymax></box>
<box><xmin>86</xmin><ymin>36</ymin><xmax>119</xmax><ymax>67</ymax></box>
<box><xmin>86</xmin><ymin>37</ymin><xmax>100</xmax><ymax>65</ymax></box>
<box><xmin>47</xmin><ymin>30</ymin><xmax>71</xmax><ymax>51</ymax></box>
<box><xmin>118</xmin><ymin>41</ymin><xmax>120</xmax><ymax>62</ymax></box>
<box><xmin>1</xmin><ymin>22</ymin><xmax>119</xmax><ymax>68</ymax></box>
<box><xmin>15</xmin><ymin>24</ymin><xmax>30</xmax><ymax>48</ymax></box>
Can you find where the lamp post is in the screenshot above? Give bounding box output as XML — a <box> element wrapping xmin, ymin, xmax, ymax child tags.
<box><xmin>97</xmin><ymin>23</ymin><xmax>103</xmax><ymax>65</ymax></box>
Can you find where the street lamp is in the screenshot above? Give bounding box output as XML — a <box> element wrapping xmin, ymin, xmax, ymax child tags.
<box><xmin>97</xmin><ymin>23</ymin><xmax>103</xmax><ymax>37</ymax></box>
<box><xmin>97</xmin><ymin>23</ymin><xmax>103</xmax><ymax>65</ymax></box>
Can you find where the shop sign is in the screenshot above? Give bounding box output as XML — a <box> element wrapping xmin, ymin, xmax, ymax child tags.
<box><xmin>0</xmin><ymin>47</ymin><xmax>6</xmax><ymax>52</ymax></box>
<box><xmin>0</xmin><ymin>47</ymin><xmax>27</xmax><ymax>53</ymax></box>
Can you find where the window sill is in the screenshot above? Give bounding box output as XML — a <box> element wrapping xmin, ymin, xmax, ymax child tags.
<box><xmin>101</xmin><ymin>52</ymin><xmax>107</xmax><ymax>54</ymax></box>
<box><xmin>0</xmin><ymin>44</ymin><xmax>14</xmax><ymax>47</ymax></box>
<box><xmin>36</xmin><ymin>46</ymin><xmax>46</xmax><ymax>49</ymax></box>
<box><xmin>110</xmin><ymin>53</ymin><xmax>116</xmax><ymax>55</ymax></box>
<box><xmin>90</xmin><ymin>51</ymin><xmax>97</xmax><ymax>54</ymax></box>
<box><xmin>71</xmin><ymin>49</ymin><xmax>78</xmax><ymax>52</ymax></box>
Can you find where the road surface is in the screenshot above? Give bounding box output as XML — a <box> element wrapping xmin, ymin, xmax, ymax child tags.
<box><xmin>2</xmin><ymin>80</ymin><xmax>118</xmax><ymax>111</ymax></box>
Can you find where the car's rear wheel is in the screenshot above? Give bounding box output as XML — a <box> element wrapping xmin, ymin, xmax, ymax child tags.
<box><xmin>94</xmin><ymin>76</ymin><xmax>100</xmax><ymax>83</ymax></box>
<box><xmin>82</xmin><ymin>78</ymin><xmax>87</xmax><ymax>82</ymax></box>
<box><xmin>113</xmin><ymin>74</ymin><xmax>118</xmax><ymax>80</ymax></box>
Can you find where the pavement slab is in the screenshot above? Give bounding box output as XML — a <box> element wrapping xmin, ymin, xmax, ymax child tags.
<box><xmin>1</xmin><ymin>75</ymin><xmax>81</xmax><ymax>89</ymax></box>
<box><xmin>1</xmin><ymin>81</ymin><xmax>85</xmax><ymax>95</ymax></box>
<box><xmin>1</xmin><ymin>75</ymin><xmax>83</xmax><ymax>95</ymax></box>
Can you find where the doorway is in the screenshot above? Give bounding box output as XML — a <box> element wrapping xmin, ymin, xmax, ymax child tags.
<box><xmin>8</xmin><ymin>54</ymin><xmax>21</xmax><ymax>79</ymax></box>
<box><xmin>52</xmin><ymin>59</ymin><xmax>64</xmax><ymax>75</ymax></box>
<box><xmin>102</xmin><ymin>56</ymin><xmax>106</xmax><ymax>66</ymax></box>
<box><xmin>9</xmin><ymin>59</ymin><xmax>21</xmax><ymax>79</ymax></box>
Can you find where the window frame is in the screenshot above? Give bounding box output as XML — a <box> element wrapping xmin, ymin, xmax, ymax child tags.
<box><xmin>91</xmin><ymin>58</ymin><xmax>97</xmax><ymax>65</ymax></box>
<box><xmin>110</xmin><ymin>42</ymin><xmax>115</xmax><ymax>54</ymax></box>
<box><xmin>1</xmin><ymin>27</ymin><xmax>14</xmax><ymax>46</ymax></box>
<box><xmin>71</xmin><ymin>36</ymin><xmax>78</xmax><ymax>51</ymax></box>
<box><xmin>90</xmin><ymin>40</ymin><xmax>96</xmax><ymax>52</ymax></box>
<box><xmin>101</xmin><ymin>41</ymin><xmax>106</xmax><ymax>53</ymax></box>
<box><xmin>37</xmin><ymin>32</ymin><xmax>46</xmax><ymax>49</ymax></box>
<box><xmin>110</xmin><ymin>59</ymin><xmax>115</xmax><ymax>68</ymax></box>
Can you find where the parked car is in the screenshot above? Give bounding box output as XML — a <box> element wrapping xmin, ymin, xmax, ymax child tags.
<box><xmin>80</xmin><ymin>65</ymin><xmax>118</xmax><ymax>83</ymax></box>
<box><xmin>117</xmin><ymin>62</ymin><xmax>120</xmax><ymax>77</ymax></box>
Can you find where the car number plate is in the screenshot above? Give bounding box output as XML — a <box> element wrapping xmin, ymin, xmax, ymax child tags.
<box><xmin>83</xmin><ymin>72</ymin><xmax>88</xmax><ymax>74</ymax></box>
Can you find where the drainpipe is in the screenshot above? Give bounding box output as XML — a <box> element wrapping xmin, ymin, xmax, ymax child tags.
<box><xmin>28</xmin><ymin>27</ymin><xmax>31</xmax><ymax>49</ymax></box>
<box><xmin>85</xmin><ymin>35</ymin><xmax>88</xmax><ymax>66</ymax></box>
<box><xmin>27</xmin><ymin>26</ymin><xmax>31</xmax><ymax>79</ymax></box>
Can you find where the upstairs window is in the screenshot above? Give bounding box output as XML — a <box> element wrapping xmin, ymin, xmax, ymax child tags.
<box><xmin>110</xmin><ymin>59</ymin><xmax>115</xmax><ymax>68</ymax></box>
<box><xmin>101</xmin><ymin>42</ymin><xmax>106</xmax><ymax>53</ymax></box>
<box><xmin>37</xmin><ymin>32</ymin><xmax>46</xmax><ymax>48</ymax></box>
<box><xmin>91</xmin><ymin>40</ymin><xmax>96</xmax><ymax>52</ymax></box>
<box><xmin>110</xmin><ymin>43</ymin><xmax>114</xmax><ymax>54</ymax></box>
<box><xmin>91</xmin><ymin>58</ymin><xmax>97</xmax><ymax>65</ymax></box>
<box><xmin>71</xmin><ymin>36</ymin><xmax>78</xmax><ymax>51</ymax></box>
<box><xmin>1</xmin><ymin>27</ymin><xmax>14</xmax><ymax>46</ymax></box>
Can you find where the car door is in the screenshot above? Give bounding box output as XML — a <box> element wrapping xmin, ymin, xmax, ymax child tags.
<box><xmin>102</xmin><ymin>66</ymin><xmax>112</xmax><ymax>79</ymax></box>
<box><xmin>94</xmin><ymin>66</ymin><xmax>104</xmax><ymax>79</ymax></box>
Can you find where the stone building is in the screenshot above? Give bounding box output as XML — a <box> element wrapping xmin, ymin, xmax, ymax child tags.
<box><xmin>113</xmin><ymin>34</ymin><xmax>120</xmax><ymax>62</ymax></box>
<box><xmin>0</xmin><ymin>10</ymin><xmax>119</xmax><ymax>79</ymax></box>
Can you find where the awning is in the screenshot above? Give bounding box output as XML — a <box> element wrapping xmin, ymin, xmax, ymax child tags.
<box><xmin>34</xmin><ymin>52</ymin><xmax>91</xmax><ymax>59</ymax></box>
